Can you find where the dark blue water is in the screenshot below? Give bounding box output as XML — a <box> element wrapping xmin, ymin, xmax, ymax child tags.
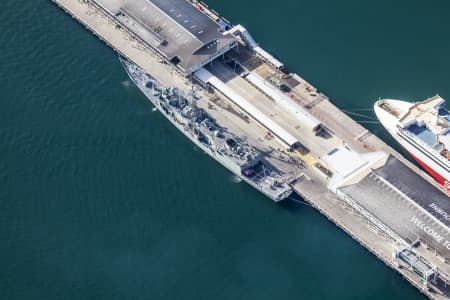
<box><xmin>1</xmin><ymin>0</ymin><xmax>449</xmax><ymax>299</ymax></box>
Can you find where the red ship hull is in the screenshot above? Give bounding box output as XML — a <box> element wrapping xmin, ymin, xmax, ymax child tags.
<box><xmin>407</xmin><ymin>150</ymin><xmax>450</xmax><ymax>191</ymax></box>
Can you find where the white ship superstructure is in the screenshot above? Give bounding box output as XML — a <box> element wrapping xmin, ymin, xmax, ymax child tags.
<box><xmin>374</xmin><ymin>96</ymin><xmax>450</xmax><ymax>190</ymax></box>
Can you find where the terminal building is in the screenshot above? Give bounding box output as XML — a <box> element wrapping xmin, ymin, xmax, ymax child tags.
<box><xmin>93</xmin><ymin>0</ymin><xmax>238</xmax><ymax>75</ymax></box>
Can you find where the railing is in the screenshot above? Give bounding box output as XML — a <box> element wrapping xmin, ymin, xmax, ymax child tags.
<box><xmin>398</xmin><ymin>128</ymin><xmax>450</xmax><ymax>168</ymax></box>
<box><xmin>335</xmin><ymin>188</ymin><xmax>450</xmax><ymax>285</ymax></box>
<box><xmin>335</xmin><ymin>189</ymin><xmax>406</xmax><ymax>244</ymax></box>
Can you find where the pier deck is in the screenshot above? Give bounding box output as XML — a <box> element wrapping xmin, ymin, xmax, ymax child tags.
<box><xmin>374</xmin><ymin>157</ymin><xmax>450</xmax><ymax>227</ymax></box>
<box><xmin>206</xmin><ymin>62</ymin><xmax>341</xmax><ymax>162</ymax></box>
<box><xmin>341</xmin><ymin>167</ymin><xmax>450</xmax><ymax>260</ymax></box>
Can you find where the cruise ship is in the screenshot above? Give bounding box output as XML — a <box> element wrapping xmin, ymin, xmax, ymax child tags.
<box><xmin>120</xmin><ymin>57</ymin><xmax>293</xmax><ymax>201</ymax></box>
<box><xmin>374</xmin><ymin>96</ymin><xmax>450</xmax><ymax>191</ymax></box>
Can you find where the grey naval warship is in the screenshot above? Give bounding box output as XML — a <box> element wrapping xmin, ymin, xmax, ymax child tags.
<box><xmin>120</xmin><ymin>57</ymin><xmax>293</xmax><ymax>201</ymax></box>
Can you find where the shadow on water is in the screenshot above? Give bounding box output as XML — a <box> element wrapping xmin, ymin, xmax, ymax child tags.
<box><xmin>277</xmin><ymin>192</ymin><xmax>311</xmax><ymax>212</ymax></box>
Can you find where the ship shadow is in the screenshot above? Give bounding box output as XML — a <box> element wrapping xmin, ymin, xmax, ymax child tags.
<box><xmin>278</xmin><ymin>192</ymin><xmax>309</xmax><ymax>212</ymax></box>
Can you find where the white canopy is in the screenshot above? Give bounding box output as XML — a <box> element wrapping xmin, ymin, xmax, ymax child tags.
<box><xmin>194</xmin><ymin>68</ymin><xmax>298</xmax><ymax>146</ymax></box>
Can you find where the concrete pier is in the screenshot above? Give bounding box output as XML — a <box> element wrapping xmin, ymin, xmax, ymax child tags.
<box><xmin>51</xmin><ymin>0</ymin><xmax>450</xmax><ymax>298</ymax></box>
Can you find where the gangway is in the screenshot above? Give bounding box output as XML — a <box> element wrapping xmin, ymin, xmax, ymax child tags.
<box><xmin>224</xmin><ymin>24</ymin><xmax>284</xmax><ymax>69</ymax></box>
<box><xmin>225</xmin><ymin>24</ymin><xmax>257</xmax><ymax>49</ymax></box>
<box><xmin>394</xmin><ymin>246</ymin><xmax>436</xmax><ymax>287</ymax></box>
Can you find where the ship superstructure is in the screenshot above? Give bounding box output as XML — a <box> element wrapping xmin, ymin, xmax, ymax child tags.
<box><xmin>120</xmin><ymin>57</ymin><xmax>293</xmax><ymax>201</ymax></box>
<box><xmin>374</xmin><ymin>96</ymin><xmax>450</xmax><ymax>190</ymax></box>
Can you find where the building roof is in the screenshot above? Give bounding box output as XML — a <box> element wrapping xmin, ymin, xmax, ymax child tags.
<box><xmin>341</xmin><ymin>156</ymin><xmax>450</xmax><ymax>258</ymax></box>
<box><xmin>323</xmin><ymin>147</ymin><xmax>368</xmax><ymax>178</ymax></box>
<box><xmin>194</xmin><ymin>68</ymin><xmax>299</xmax><ymax>146</ymax></box>
<box><xmin>94</xmin><ymin>0</ymin><xmax>236</xmax><ymax>73</ymax></box>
